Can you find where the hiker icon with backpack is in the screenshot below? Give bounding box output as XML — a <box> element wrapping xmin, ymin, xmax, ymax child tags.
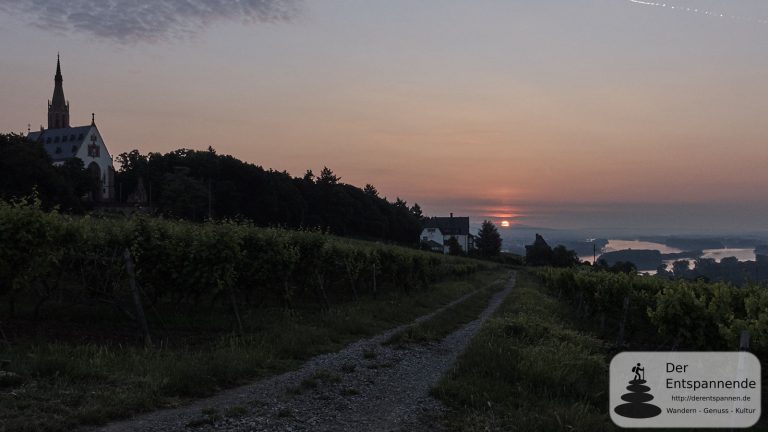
<box><xmin>632</xmin><ymin>363</ymin><xmax>645</xmax><ymax>382</ymax></box>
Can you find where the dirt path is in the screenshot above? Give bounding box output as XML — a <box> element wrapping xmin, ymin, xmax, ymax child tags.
<box><xmin>96</xmin><ymin>272</ymin><xmax>516</xmax><ymax>432</ymax></box>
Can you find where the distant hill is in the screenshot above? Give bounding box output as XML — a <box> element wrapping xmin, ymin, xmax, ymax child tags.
<box><xmin>597</xmin><ymin>249</ymin><xmax>662</xmax><ymax>271</ymax></box>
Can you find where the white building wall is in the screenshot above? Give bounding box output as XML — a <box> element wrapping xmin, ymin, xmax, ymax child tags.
<box><xmin>421</xmin><ymin>228</ymin><xmax>444</xmax><ymax>245</ymax></box>
<box><xmin>74</xmin><ymin>126</ymin><xmax>115</xmax><ymax>200</ymax></box>
<box><xmin>422</xmin><ymin>229</ymin><xmax>471</xmax><ymax>254</ymax></box>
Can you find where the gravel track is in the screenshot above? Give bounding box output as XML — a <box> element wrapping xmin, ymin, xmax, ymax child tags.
<box><xmin>95</xmin><ymin>272</ymin><xmax>516</xmax><ymax>432</ymax></box>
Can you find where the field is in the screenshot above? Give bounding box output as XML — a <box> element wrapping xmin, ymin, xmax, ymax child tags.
<box><xmin>435</xmin><ymin>269</ymin><xmax>768</xmax><ymax>431</ymax></box>
<box><xmin>0</xmin><ymin>199</ymin><xmax>501</xmax><ymax>431</ymax></box>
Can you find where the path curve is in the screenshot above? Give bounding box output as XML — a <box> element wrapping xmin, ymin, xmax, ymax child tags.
<box><xmin>95</xmin><ymin>272</ymin><xmax>516</xmax><ymax>432</ymax></box>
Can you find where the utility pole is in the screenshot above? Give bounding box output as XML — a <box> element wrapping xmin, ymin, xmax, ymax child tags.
<box><xmin>593</xmin><ymin>242</ymin><xmax>597</xmax><ymax>265</ymax></box>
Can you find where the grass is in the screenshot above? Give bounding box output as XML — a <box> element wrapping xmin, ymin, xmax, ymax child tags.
<box><xmin>432</xmin><ymin>270</ymin><xmax>613</xmax><ymax>431</ymax></box>
<box><xmin>0</xmin><ymin>268</ymin><xmax>507</xmax><ymax>432</ymax></box>
<box><xmin>435</xmin><ymin>270</ymin><xmax>768</xmax><ymax>432</ymax></box>
<box><xmin>384</xmin><ymin>274</ymin><xmax>508</xmax><ymax>347</ymax></box>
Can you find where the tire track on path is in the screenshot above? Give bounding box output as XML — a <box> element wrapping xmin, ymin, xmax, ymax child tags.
<box><xmin>96</xmin><ymin>272</ymin><xmax>516</xmax><ymax>432</ymax></box>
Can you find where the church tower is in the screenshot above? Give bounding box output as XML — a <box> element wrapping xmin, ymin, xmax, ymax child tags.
<box><xmin>48</xmin><ymin>54</ymin><xmax>70</xmax><ymax>129</ymax></box>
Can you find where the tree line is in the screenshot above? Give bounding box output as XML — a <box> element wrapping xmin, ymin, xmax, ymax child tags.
<box><xmin>115</xmin><ymin>148</ymin><xmax>425</xmax><ymax>244</ymax></box>
<box><xmin>0</xmin><ymin>133</ymin><xmax>426</xmax><ymax>245</ymax></box>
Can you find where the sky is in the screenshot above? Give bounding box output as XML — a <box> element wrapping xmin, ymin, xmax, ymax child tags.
<box><xmin>1</xmin><ymin>0</ymin><xmax>768</xmax><ymax>235</ymax></box>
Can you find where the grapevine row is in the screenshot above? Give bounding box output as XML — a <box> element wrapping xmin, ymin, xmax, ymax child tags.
<box><xmin>0</xmin><ymin>199</ymin><xmax>488</xmax><ymax>323</ymax></box>
<box><xmin>534</xmin><ymin>267</ymin><xmax>767</xmax><ymax>357</ymax></box>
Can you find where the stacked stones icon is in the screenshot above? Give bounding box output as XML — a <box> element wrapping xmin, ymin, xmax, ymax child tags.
<box><xmin>614</xmin><ymin>363</ymin><xmax>662</xmax><ymax>419</ymax></box>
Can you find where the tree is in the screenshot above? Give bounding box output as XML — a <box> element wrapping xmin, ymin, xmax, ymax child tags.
<box><xmin>476</xmin><ymin>220</ymin><xmax>502</xmax><ymax>257</ymax></box>
<box><xmin>409</xmin><ymin>203</ymin><xmax>424</xmax><ymax>220</ymax></box>
<box><xmin>363</xmin><ymin>184</ymin><xmax>378</xmax><ymax>197</ymax></box>
<box><xmin>446</xmin><ymin>237</ymin><xmax>463</xmax><ymax>256</ymax></box>
<box><xmin>159</xmin><ymin>171</ymin><xmax>209</xmax><ymax>220</ymax></box>
<box><xmin>610</xmin><ymin>261</ymin><xmax>637</xmax><ymax>274</ymax></box>
<box><xmin>317</xmin><ymin>166</ymin><xmax>340</xmax><ymax>185</ymax></box>
<box><xmin>0</xmin><ymin>133</ymin><xmax>93</xmax><ymax>211</ymax></box>
<box><xmin>114</xmin><ymin>148</ymin><xmax>423</xmax><ymax>244</ymax></box>
<box><xmin>551</xmin><ymin>245</ymin><xmax>579</xmax><ymax>267</ymax></box>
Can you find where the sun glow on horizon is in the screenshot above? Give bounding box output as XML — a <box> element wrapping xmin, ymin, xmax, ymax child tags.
<box><xmin>500</xmin><ymin>220</ymin><xmax>511</xmax><ymax>228</ymax></box>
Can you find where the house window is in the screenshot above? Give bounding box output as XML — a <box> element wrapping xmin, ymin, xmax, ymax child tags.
<box><xmin>88</xmin><ymin>144</ymin><xmax>100</xmax><ymax>157</ymax></box>
<box><xmin>55</xmin><ymin>147</ymin><xmax>61</xmax><ymax>154</ymax></box>
<box><xmin>422</xmin><ymin>236</ymin><xmax>428</xmax><ymax>241</ymax></box>
<box><xmin>62</xmin><ymin>135</ymin><xmax>68</xmax><ymax>142</ymax></box>
<box><xmin>78</xmin><ymin>134</ymin><xmax>84</xmax><ymax>140</ymax></box>
<box><xmin>427</xmin><ymin>228</ymin><xmax>435</xmax><ymax>233</ymax></box>
<box><xmin>70</xmin><ymin>135</ymin><xmax>75</xmax><ymax>141</ymax></box>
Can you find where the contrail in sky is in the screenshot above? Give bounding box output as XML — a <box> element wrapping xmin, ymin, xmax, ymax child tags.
<box><xmin>627</xmin><ymin>0</ymin><xmax>768</xmax><ymax>25</ymax></box>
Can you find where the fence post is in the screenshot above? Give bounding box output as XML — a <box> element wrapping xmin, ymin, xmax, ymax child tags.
<box><xmin>123</xmin><ymin>249</ymin><xmax>152</xmax><ymax>347</ymax></box>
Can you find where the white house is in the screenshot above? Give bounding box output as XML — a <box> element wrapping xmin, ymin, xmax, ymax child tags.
<box><xmin>27</xmin><ymin>55</ymin><xmax>115</xmax><ymax>201</ymax></box>
<box><xmin>420</xmin><ymin>214</ymin><xmax>475</xmax><ymax>254</ymax></box>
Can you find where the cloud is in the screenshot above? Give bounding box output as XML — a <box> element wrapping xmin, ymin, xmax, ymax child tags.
<box><xmin>0</xmin><ymin>0</ymin><xmax>300</xmax><ymax>43</ymax></box>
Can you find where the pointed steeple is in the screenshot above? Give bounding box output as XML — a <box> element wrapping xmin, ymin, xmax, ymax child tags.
<box><xmin>48</xmin><ymin>53</ymin><xmax>70</xmax><ymax>129</ymax></box>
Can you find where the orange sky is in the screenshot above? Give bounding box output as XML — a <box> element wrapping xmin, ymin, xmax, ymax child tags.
<box><xmin>2</xmin><ymin>1</ymin><xmax>768</xmax><ymax>232</ymax></box>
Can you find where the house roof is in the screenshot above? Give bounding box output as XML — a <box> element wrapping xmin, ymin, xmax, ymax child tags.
<box><xmin>28</xmin><ymin>125</ymin><xmax>93</xmax><ymax>162</ymax></box>
<box><xmin>424</xmin><ymin>240</ymin><xmax>444</xmax><ymax>249</ymax></box>
<box><xmin>423</xmin><ymin>216</ymin><xmax>470</xmax><ymax>236</ymax></box>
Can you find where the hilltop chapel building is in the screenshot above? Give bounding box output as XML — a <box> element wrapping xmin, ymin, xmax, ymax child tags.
<box><xmin>27</xmin><ymin>56</ymin><xmax>115</xmax><ymax>201</ymax></box>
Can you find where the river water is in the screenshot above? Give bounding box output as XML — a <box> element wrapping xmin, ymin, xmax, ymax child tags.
<box><xmin>581</xmin><ymin>240</ymin><xmax>757</xmax><ymax>274</ymax></box>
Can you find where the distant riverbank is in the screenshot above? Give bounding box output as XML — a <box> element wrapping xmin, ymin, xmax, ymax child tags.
<box><xmin>582</xmin><ymin>239</ymin><xmax>759</xmax><ymax>273</ymax></box>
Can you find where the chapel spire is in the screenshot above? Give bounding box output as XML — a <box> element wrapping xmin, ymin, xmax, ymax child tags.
<box><xmin>48</xmin><ymin>53</ymin><xmax>70</xmax><ymax>129</ymax></box>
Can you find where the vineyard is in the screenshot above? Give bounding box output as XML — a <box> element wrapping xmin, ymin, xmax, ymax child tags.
<box><xmin>436</xmin><ymin>270</ymin><xmax>768</xmax><ymax>431</ymax></box>
<box><xmin>534</xmin><ymin>267</ymin><xmax>768</xmax><ymax>357</ymax></box>
<box><xmin>0</xmin><ymin>198</ymin><xmax>486</xmax><ymax>337</ymax></box>
<box><xmin>0</xmin><ymin>198</ymin><xmax>502</xmax><ymax>431</ymax></box>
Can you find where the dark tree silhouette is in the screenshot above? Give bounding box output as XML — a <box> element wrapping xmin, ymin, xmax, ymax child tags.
<box><xmin>317</xmin><ymin>166</ymin><xmax>339</xmax><ymax>185</ymax></box>
<box><xmin>410</xmin><ymin>203</ymin><xmax>424</xmax><ymax>220</ymax></box>
<box><xmin>363</xmin><ymin>184</ymin><xmax>378</xmax><ymax>197</ymax></box>
<box><xmin>113</xmin><ymin>148</ymin><xmax>422</xmax><ymax>244</ymax></box>
<box><xmin>0</xmin><ymin>133</ymin><xmax>94</xmax><ymax>211</ymax></box>
<box><xmin>446</xmin><ymin>237</ymin><xmax>463</xmax><ymax>256</ymax></box>
<box><xmin>551</xmin><ymin>245</ymin><xmax>579</xmax><ymax>267</ymax></box>
<box><xmin>476</xmin><ymin>220</ymin><xmax>502</xmax><ymax>257</ymax></box>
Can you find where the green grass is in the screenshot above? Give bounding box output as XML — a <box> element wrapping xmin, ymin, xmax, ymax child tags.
<box><xmin>433</xmin><ymin>270</ymin><xmax>612</xmax><ymax>432</ymax></box>
<box><xmin>432</xmin><ymin>270</ymin><xmax>768</xmax><ymax>432</ymax></box>
<box><xmin>0</xmin><ymin>268</ymin><xmax>507</xmax><ymax>432</ymax></box>
<box><xmin>435</xmin><ymin>270</ymin><xmax>768</xmax><ymax>432</ymax></box>
<box><xmin>384</xmin><ymin>273</ymin><xmax>508</xmax><ymax>347</ymax></box>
